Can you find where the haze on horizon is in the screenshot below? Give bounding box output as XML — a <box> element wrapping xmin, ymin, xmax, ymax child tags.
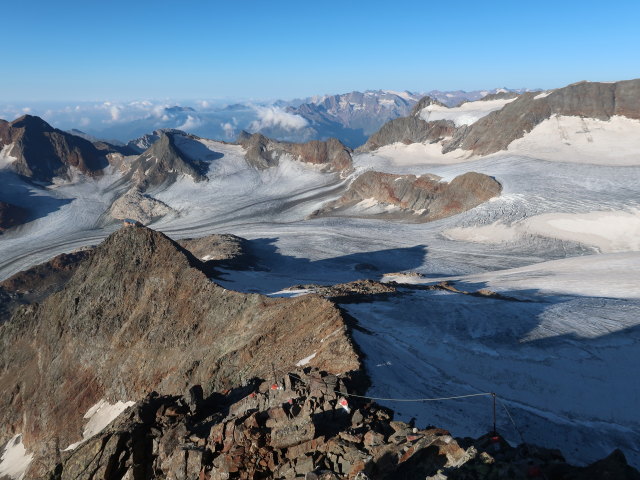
<box><xmin>2</xmin><ymin>0</ymin><xmax>639</xmax><ymax>103</ymax></box>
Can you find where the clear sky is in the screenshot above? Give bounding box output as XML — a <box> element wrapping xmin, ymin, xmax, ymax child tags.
<box><xmin>2</xmin><ymin>0</ymin><xmax>639</xmax><ymax>101</ymax></box>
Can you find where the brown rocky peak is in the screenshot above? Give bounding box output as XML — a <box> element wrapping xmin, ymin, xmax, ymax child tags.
<box><xmin>0</xmin><ymin>114</ymin><xmax>110</xmax><ymax>182</ymax></box>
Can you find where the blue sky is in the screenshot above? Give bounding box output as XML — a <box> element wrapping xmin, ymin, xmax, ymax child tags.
<box><xmin>2</xmin><ymin>0</ymin><xmax>639</xmax><ymax>101</ymax></box>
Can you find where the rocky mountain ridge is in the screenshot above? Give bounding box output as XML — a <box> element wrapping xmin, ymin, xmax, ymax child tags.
<box><xmin>362</xmin><ymin>79</ymin><xmax>640</xmax><ymax>155</ymax></box>
<box><xmin>237</xmin><ymin>132</ymin><xmax>353</xmax><ymax>173</ymax></box>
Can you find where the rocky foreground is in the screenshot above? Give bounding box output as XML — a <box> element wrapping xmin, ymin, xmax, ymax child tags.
<box><xmin>51</xmin><ymin>369</ymin><xmax>639</xmax><ymax>480</ymax></box>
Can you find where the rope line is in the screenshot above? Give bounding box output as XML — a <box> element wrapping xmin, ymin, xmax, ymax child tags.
<box><xmin>284</xmin><ymin>371</ymin><xmax>493</xmax><ymax>403</ymax></box>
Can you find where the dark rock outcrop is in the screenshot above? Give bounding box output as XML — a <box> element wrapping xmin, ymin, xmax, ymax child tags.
<box><xmin>311</xmin><ymin>171</ymin><xmax>502</xmax><ymax>222</ymax></box>
<box><xmin>237</xmin><ymin>132</ymin><xmax>352</xmax><ymax>173</ymax></box>
<box><xmin>47</xmin><ymin>369</ymin><xmax>640</xmax><ymax>480</ymax></box>
<box><xmin>0</xmin><ymin>115</ymin><xmax>110</xmax><ymax>182</ymax></box>
<box><xmin>0</xmin><ymin>201</ymin><xmax>28</xmax><ymax>233</ymax></box>
<box><xmin>0</xmin><ymin>226</ymin><xmax>360</xmax><ymax>477</ymax></box>
<box><xmin>359</xmin><ymin>117</ymin><xmax>456</xmax><ymax>152</ymax></box>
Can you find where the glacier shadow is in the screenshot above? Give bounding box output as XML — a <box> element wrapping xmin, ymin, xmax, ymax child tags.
<box><xmin>0</xmin><ymin>171</ymin><xmax>73</xmax><ymax>225</ymax></box>
<box><xmin>215</xmin><ymin>236</ymin><xmax>428</xmax><ymax>293</ymax></box>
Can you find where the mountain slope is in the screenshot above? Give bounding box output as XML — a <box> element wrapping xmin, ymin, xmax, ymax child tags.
<box><xmin>445</xmin><ymin>79</ymin><xmax>640</xmax><ymax>155</ymax></box>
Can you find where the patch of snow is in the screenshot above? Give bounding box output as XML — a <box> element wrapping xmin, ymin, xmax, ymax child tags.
<box><xmin>296</xmin><ymin>352</ymin><xmax>317</xmax><ymax>366</ymax></box>
<box><xmin>360</xmin><ymin>142</ymin><xmax>472</xmax><ymax>168</ymax></box>
<box><xmin>64</xmin><ymin>399</ymin><xmax>135</xmax><ymax>451</ymax></box>
<box><xmin>534</xmin><ymin>91</ymin><xmax>552</xmax><ymax>100</ymax></box>
<box><xmin>419</xmin><ymin>98</ymin><xmax>516</xmax><ymax>126</ymax></box>
<box><xmin>0</xmin><ymin>434</ymin><xmax>33</xmax><ymax>480</ymax></box>
<box><xmin>0</xmin><ymin>144</ymin><xmax>17</xmax><ymax>169</ymax></box>
<box><xmin>507</xmin><ymin>115</ymin><xmax>640</xmax><ymax>165</ymax></box>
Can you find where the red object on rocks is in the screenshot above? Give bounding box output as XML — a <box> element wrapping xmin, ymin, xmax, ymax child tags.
<box><xmin>491</xmin><ymin>435</ymin><xmax>500</xmax><ymax>443</ymax></box>
<box><xmin>527</xmin><ymin>465</ymin><xmax>542</xmax><ymax>477</ymax></box>
<box><xmin>271</xmin><ymin>384</ymin><xmax>279</xmax><ymax>390</ymax></box>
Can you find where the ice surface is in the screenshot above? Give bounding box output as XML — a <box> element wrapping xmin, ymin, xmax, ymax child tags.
<box><xmin>507</xmin><ymin>115</ymin><xmax>640</xmax><ymax>165</ymax></box>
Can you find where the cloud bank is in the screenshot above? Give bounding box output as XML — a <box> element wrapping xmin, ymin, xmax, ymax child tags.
<box><xmin>248</xmin><ymin>106</ymin><xmax>308</xmax><ymax>131</ymax></box>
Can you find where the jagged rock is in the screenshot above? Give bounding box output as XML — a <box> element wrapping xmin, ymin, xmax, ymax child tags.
<box><xmin>122</xmin><ymin>131</ymin><xmax>208</xmax><ymax>189</ymax></box>
<box><xmin>0</xmin><ymin>226</ymin><xmax>360</xmax><ymax>476</ymax></box>
<box><xmin>310</xmin><ymin>171</ymin><xmax>502</xmax><ymax>222</ymax></box>
<box><xmin>108</xmin><ymin>187</ymin><xmax>175</xmax><ymax>224</ymax></box>
<box><xmin>0</xmin><ymin>201</ymin><xmax>28</xmax><ymax>233</ymax></box>
<box><xmin>237</xmin><ymin>132</ymin><xmax>352</xmax><ymax>173</ymax></box>
<box><xmin>0</xmin><ymin>115</ymin><xmax>110</xmax><ymax>182</ymax></box>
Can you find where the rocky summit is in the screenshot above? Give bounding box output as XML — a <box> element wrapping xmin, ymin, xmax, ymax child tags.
<box><xmin>0</xmin><ymin>225</ymin><xmax>359</xmax><ymax>478</ymax></box>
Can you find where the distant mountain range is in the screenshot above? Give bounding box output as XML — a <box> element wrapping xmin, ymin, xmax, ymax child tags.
<box><xmin>0</xmin><ymin>88</ymin><xmax>533</xmax><ymax>149</ymax></box>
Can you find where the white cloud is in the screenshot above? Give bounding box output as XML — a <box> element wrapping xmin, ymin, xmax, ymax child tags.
<box><xmin>248</xmin><ymin>105</ymin><xmax>308</xmax><ymax>132</ymax></box>
<box><xmin>80</xmin><ymin>117</ymin><xmax>91</xmax><ymax>127</ymax></box>
<box><xmin>177</xmin><ymin>115</ymin><xmax>203</xmax><ymax>131</ymax></box>
<box><xmin>221</xmin><ymin>122</ymin><xmax>235</xmax><ymax>138</ymax></box>
<box><xmin>109</xmin><ymin>105</ymin><xmax>122</xmax><ymax>121</ymax></box>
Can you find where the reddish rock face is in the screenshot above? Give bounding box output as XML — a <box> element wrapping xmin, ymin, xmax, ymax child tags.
<box><xmin>311</xmin><ymin>170</ymin><xmax>502</xmax><ymax>222</ymax></box>
<box><xmin>0</xmin><ymin>226</ymin><xmax>360</xmax><ymax>476</ymax></box>
<box><xmin>0</xmin><ymin>115</ymin><xmax>110</xmax><ymax>182</ymax></box>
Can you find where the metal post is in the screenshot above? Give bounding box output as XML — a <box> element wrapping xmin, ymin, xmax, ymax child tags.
<box><xmin>492</xmin><ymin>393</ymin><xmax>497</xmax><ymax>435</ymax></box>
